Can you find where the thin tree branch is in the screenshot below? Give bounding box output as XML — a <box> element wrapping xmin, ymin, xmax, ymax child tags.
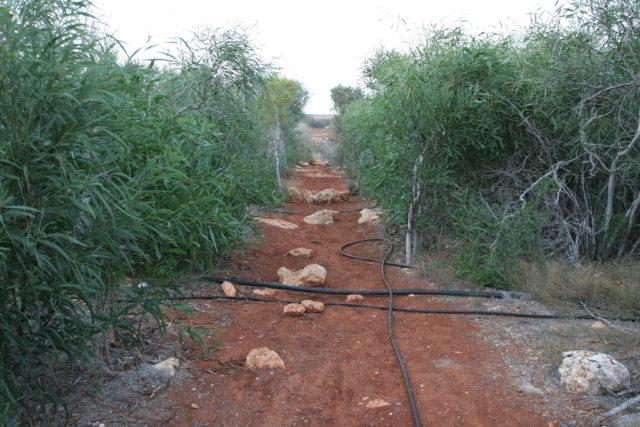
<box><xmin>582</xmin><ymin>80</ymin><xmax>639</xmax><ymax>105</ymax></box>
<box><xmin>597</xmin><ymin>394</ymin><xmax>640</xmax><ymax>423</ymax></box>
<box><xmin>580</xmin><ymin>302</ymin><xmax>640</xmax><ymax>333</ymax></box>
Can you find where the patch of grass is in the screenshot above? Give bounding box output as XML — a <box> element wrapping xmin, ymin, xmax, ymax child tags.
<box><xmin>415</xmin><ymin>241</ymin><xmax>478</xmax><ymax>291</ymax></box>
<box><xmin>513</xmin><ymin>260</ymin><xmax>640</xmax><ymax>315</ymax></box>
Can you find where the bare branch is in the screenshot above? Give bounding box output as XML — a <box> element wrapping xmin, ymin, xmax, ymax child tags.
<box><xmin>582</xmin><ymin>80</ymin><xmax>639</xmax><ymax>105</ymax></box>
<box><xmin>603</xmin><ymin>108</ymin><xmax>640</xmax><ymax>235</ymax></box>
<box><xmin>580</xmin><ymin>302</ymin><xmax>640</xmax><ymax>333</ymax></box>
<box><xmin>518</xmin><ymin>156</ymin><xmax>581</xmax><ymax>203</ymax></box>
<box><xmin>597</xmin><ymin>394</ymin><xmax>640</xmax><ymax>423</ymax></box>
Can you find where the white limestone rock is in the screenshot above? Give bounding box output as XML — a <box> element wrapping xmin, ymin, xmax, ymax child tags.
<box><xmin>303</xmin><ymin>209</ymin><xmax>338</xmax><ymax>225</ymax></box>
<box><xmin>245</xmin><ymin>347</ymin><xmax>285</xmax><ymax>370</ymax></box>
<box><xmin>559</xmin><ymin>350</ymin><xmax>630</xmax><ymax>395</ymax></box>
<box><xmin>277</xmin><ymin>264</ymin><xmax>327</xmax><ymax>287</ymax></box>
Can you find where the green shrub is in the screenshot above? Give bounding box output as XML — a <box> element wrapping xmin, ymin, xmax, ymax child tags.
<box><xmin>0</xmin><ymin>0</ymin><xmax>297</xmax><ymax>421</ymax></box>
<box><xmin>337</xmin><ymin>0</ymin><xmax>640</xmax><ymax>286</ymax></box>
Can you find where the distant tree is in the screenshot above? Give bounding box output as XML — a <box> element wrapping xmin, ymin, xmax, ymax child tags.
<box><xmin>260</xmin><ymin>77</ymin><xmax>308</xmax><ymax>187</ymax></box>
<box><xmin>305</xmin><ymin>116</ymin><xmax>328</xmax><ymax>128</ymax></box>
<box><xmin>330</xmin><ymin>84</ymin><xmax>364</xmax><ymax>115</ymax></box>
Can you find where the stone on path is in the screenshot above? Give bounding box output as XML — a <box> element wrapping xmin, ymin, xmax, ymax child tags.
<box><xmin>558</xmin><ymin>350</ymin><xmax>630</xmax><ymax>395</ymax></box>
<box><xmin>301</xmin><ymin>299</ymin><xmax>324</xmax><ymax>313</ymax></box>
<box><xmin>221</xmin><ymin>281</ymin><xmax>237</xmax><ymax>297</ymax></box>
<box><xmin>358</xmin><ymin>208</ymin><xmax>383</xmax><ymax>224</ymax></box>
<box><xmin>309</xmin><ymin>157</ymin><xmax>327</xmax><ymax>166</ymax></box>
<box><xmin>253</xmin><ymin>288</ymin><xmax>276</xmax><ymax>296</ymax></box>
<box><xmin>141</xmin><ymin>357</ymin><xmax>180</xmax><ymax>378</ymax></box>
<box><xmin>256</xmin><ymin>217</ymin><xmax>298</xmax><ymax>230</ymax></box>
<box><xmin>346</xmin><ymin>294</ymin><xmax>364</xmax><ymax>303</ymax></box>
<box><xmin>283</xmin><ymin>303</ymin><xmax>306</xmax><ymax>317</ymax></box>
<box><xmin>246</xmin><ymin>347</ymin><xmax>286</xmax><ymax>370</ymax></box>
<box><xmin>303</xmin><ymin>209</ymin><xmax>338</xmax><ymax>225</ymax></box>
<box><xmin>277</xmin><ymin>264</ymin><xmax>327</xmax><ymax>287</ymax></box>
<box><xmin>287</xmin><ymin>247</ymin><xmax>313</xmax><ymax>258</ymax></box>
<box><xmin>516</xmin><ymin>380</ymin><xmax>545</xmax><ymax>396</ymax></box>
<box><xmin>287</xmin><ymin>187</ymin><xmax>308</xmax><ymax>203</ymax></box>
<box><xmin>365</xmin><ymin>399</ymin><xmax>391</xmax><ymax>408</ymax></box>
<box><xmin>309</xmin><ymin>188</ymin><xmax>350</xmax><ymax>204</ymax></box>
<box><xmin>287</xmin><ymin>187</ymin><xmax>350</xmax><ymax>204</ymax></box>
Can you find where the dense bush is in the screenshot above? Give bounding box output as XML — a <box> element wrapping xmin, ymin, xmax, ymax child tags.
<box><xmin>337</xmin><ymin>0</ymin><xmax>640</xmax><ymax>287</ymax></box>
<box><xmin>0</xmin><ymin>0</ymin><xmax>305</xmax><ymax>421</ymax></box>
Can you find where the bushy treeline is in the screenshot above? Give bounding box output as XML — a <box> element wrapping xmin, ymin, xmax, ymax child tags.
<box><xmin>0</xmin><ymin>0</ymin><xmax>305</xmax><ymax>420</ymax></box>
<box><xmin>337</xmin><ymin>0</ymin><xmax>640</xmax><ymax>286</ymax></box>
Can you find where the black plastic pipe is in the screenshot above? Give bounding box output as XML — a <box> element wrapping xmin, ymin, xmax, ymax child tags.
<box><xmin>200</xmin><ymin>276</ymin><xmax>524</xmax><ymax>300</ymax></box>
<box><xmin>339</xmin><ymin>238</ymin><xmax>416</xmax><ymax>269</ymax></box>
<box><xmin>376</xmin><ymin>238</ymin><xmax>422</xmax><ymax>427</ymax></box>
<box><xmin>166</xmin><ymin>295</ymin><xmax>639</xmax><ymax>322</ymax></box>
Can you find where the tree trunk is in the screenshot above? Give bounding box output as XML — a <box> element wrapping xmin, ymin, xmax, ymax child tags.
<box><xmin>405</xmin><ymin>147</ymin><xmax>427</xmax><ymax>265</ymax></box>
<box><xmin>271</xmin><ymin>116</ymin><xmax>284</xmax><ymax>189</ymax></box>
<box><xmin>602</xmin><ymin>110</ymin><xmax>640</xmax><ymax>245</ymax></box>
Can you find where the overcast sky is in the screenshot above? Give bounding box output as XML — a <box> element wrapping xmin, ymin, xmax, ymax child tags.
<box><xmin>92</xmin><ymin>0</ymin><xmax>562</xmax><ymax>114</ymax></box>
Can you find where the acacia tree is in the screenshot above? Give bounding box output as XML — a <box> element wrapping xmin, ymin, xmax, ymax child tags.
<box><xmin>260</xmin><ymin>77</ymin><xmax>308</xmax><ymax>187</ymax></box>
<box><xmin>512</xmin><ymin>0</ymin><xmax>640</xmax><ymax>261</ymax></box>
<box><xmin>330</xmin><ymin>84</ymin><xmax>364</xmax><ymax>115</ymax></box>
<box><xmin>338</xmin><ymin>0</ymin><xmax>640</xmax><ymax>286</ymax></box>
<box><xmin>0</xmin><ymin>2</ymin><xmax>283</xmax><ymax>420</ymax></box>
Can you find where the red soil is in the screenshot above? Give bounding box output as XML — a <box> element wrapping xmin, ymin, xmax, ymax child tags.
<box><xmin>162</xmin><ymin>164</ymin><xmax>559</xmax><ymax>426</ymax></box>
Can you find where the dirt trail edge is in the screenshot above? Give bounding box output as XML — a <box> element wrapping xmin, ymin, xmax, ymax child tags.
<box><xmin>163</xmin><ymin>163</ymin><xmax>560</xmax><ymax>426</ymax></box>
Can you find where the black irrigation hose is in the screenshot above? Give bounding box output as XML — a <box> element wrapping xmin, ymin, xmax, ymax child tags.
<box><xmin>339</xmin><ymin>238</ymin><xmax>416</xmax><ymax>269</ymax></box>
<box><xmin>201</xmin><ymin>276</ymin><xmax>524</xmax><ymax>300</ymax></box>
<box><xmin>377</xmin><ymin>237</ymin><xmax>422</xmax><ymax>427</ymax></box>
<box><xmin>165</xmin><ymin>235</ymin><xmax>639</xmax><ymax>426</ymax></box>
<box><xmin>166</xmin><ymin>295</ymin><xmax>640</xmax><ymax>322</ymax></box>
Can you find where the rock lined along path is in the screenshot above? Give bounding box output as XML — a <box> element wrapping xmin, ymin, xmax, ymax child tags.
<box><xmin>162</xmin><ymin>162</ymin><xmax>560</xmax><ymax>426</ymax></box>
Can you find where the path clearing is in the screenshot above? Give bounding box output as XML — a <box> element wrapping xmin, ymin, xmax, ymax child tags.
<box><xmin>157</xmin><ymin>162</ymin><xmax>564</xmax><ymax>426</ymax></box>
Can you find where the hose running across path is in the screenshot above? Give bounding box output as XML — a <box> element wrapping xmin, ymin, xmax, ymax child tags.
<box><xmin>163</xmin><ymin>165</ymin><xmax>637</xmax><ymax>425</ymax></box>
<box><xmin>174</xmin><ymin>238</ymin><xmax>638</xmax><ymax>427</ymax></box>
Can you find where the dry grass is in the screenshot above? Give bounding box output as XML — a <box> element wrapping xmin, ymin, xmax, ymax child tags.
<box><xmin>415</xmin><ymin>242</ymin><xmax>481</xmax><ymax>291</ymax></box>
<box><xmin>417</xmin><ymin>244</ymin><xmax>640</xmax><ymax>316</ymax></box>
<box><xmin>512</xmin><ymin>260</ymin><xmax>640</xmax><ymax>316</ymax></box>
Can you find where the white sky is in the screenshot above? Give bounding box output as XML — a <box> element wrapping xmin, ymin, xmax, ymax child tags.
<box><xmin>92</xmin><ymin>0</ymin><xmax>562</xmax><ymax>114</ymax></box>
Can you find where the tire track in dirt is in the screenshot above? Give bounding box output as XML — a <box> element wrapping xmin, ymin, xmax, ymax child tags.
<box><xmin>162</xmin><ymin>163</ymin><xmax>559</xmax><ymax>426</ymax></box>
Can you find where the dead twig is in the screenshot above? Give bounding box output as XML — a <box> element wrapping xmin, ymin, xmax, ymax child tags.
<box><xmin>580</xmin><ymin>302</ymin><xmax>640</xmax><ymax>333</ymax></box>
<box><xmin>597</xmin><ymin>394</ymin><xmax>640</xmax><ymax>423</ymax></box>
<box><xmin>149</xmin><ymin>383</ymin><xmax>167</xmax><ymax>399</ymax></box>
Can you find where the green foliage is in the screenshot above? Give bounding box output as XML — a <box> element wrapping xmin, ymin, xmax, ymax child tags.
<box><xmin>304</xmin><ymin>116</ymin><xmax>329</xmax><ymax>128</ymax></box>
<box><xmin>0</xmin><ymin>0</ymin><xmax>283</xmax><ymax>420</ymax></box>
<box><xmin>338</xmin><ymin>0</ymin><xmax>640</xmax><ymax>288</ymax></box>
<box><xmin>261</xmin><ymin>77</ymin><xmax>308</xmax><ymax>124</ymax></box>
<box><xmin>330</xmin><ymin>84</ymin><xmax>364</xmax><ymax>115</ymax></box>
<box><xmin>449</xmin><ymin>194</ymin><xmax>543</xmax><ymax>287</ymax></box>
<box><xmin>254</xmin><ymin>77</ymin><xmax>309</xmax><ymax>185</ymax></box>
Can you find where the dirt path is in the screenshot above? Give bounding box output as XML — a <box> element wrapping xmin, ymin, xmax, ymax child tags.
<box><xmin>161</xmin><ymin>163</ymin><xmax>560</xmax><ymax>426</ymax></box>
